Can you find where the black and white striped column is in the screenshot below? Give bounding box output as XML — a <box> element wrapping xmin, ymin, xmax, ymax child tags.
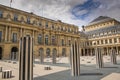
<box><xmin>110</xmin><ymin>48</ymin><xmax>117</xmax><ymax>64</ymax></box>
<box><xmin>52</xmin><ymin>52</ymin><xmax>56</xmax><ymax>64</ymax></box>
<box><xmin>40</xmin><ymin>53</ymin><xmax>44</xmax><ymax>63</ymax></box>
<box><xmin>70</xmin><ymin>41</ymin><xmax>80</xmax><ymax>76</ymax></box>
<box><xmin>95</xmin><ymin>47</ymin><xmax>103</xmax><ymax>68</ymax></box>
<box><xmin>19</xmin><ymin>36</ymin><xmax>33</xmax><ymax>80</ymax></box>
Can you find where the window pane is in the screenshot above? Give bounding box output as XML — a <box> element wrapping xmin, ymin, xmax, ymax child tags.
<box><xmin>13</xmin><ymin>33</ymin><xmax>17</xmax><ymax>42</ymax></box>
<box><xmin>0</xmin><ymin>31</ymin><xmax>2</xmax><ymax>42</ymax></box>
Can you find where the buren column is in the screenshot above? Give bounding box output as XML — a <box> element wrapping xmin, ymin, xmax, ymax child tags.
<box><xmin>52</xmin><ymin>51</ymin><xmax>56</xmax><ymax>64</ymax></box>
<box><xmin>95</xmin><ymin>47</ymin><xmax>104</xmax><ymax>68</ymax></box>
<box><xmin>70</xmin><ymin>41</ymin><xmax>80</xmax><ymax>76</ymax></box>
<box><xmin>110</xmin><ymin>48</ymin><xmax>117</xmax><ymax>64</ymax></box>
<box><xmin>19</xmin><ymin>36</ymin><xmax>33</xmax><ymax>80</ymax></box>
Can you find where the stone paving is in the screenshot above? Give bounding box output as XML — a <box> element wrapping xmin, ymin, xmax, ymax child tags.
<box><xmin>0</xmin><ymin>56</ymin><xmax>120</xmax><ymax>80</ymax></box>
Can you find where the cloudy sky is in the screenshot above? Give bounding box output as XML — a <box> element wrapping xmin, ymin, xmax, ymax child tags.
<box><xmin>0</xmin><ymin>0</ymin><xmax>120</xmax><ymax>30</ymax></box>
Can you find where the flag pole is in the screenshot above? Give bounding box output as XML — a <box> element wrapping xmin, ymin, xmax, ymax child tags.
<box><xmin>10</xmin><ymin>0</ymin><xmax>12</xmax><ymax>7</ymax></box>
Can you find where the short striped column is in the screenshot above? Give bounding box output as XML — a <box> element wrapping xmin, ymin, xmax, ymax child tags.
<box><xmin>110</xmin><ymin>48</ymin><xmax>117</xmax><ymax>64</ymax></box>
<box><xmin>19</xmin><ymin>36</ymin><xmax>33</xmax><ymax>80</ymax></box>
<box><xmin>70</xmin><ymin>41</ymin><xmax>80</xmax><ymax>76</ymax></box>
<box><xmin>95</xmin><ymin>47</ymin><xmax>103</xmax><ymax>68</ymax></box>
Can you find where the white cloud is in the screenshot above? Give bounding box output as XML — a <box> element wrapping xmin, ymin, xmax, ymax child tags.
<box><xmin>0</xmin><ymin>0</ymin><xmax>120</xmax><ymax>30</ymax></box>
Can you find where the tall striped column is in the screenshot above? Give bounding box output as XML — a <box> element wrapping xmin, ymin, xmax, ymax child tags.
<box><xmin>19</xmin><ymin>36</ymin><xmax>33</xmax><ymax>80</ymax></box>
<box><xmin>95</xmin><ymin>47</ymin><xmax>103</xmax><ymax>68</ymax></box>
<box><xmin>70</xmin><ymin>41</ymin><xmax>80</xmax><ymax>76</ymax></box>
<box><xmin>110</xmin><ymin>48</ymin><xmax>117</xmax><ymax>64</ymax></box>
<box><xmin>40</xmin><ymin>52</ymin><xmax>44</xmax><ymax>63</ymax></box>
<box><xmin>52</xmin><ymin>52</ymin><xmax>56</xmax><ymax>64</ymax></box>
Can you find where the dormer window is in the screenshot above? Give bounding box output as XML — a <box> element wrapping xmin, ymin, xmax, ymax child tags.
<box><xmin>14</xmin><ymin>14</ymin><xmax>18</xmax><ymax>21</ymax></box>
<box><xmin>27</xmin><ymin>17</ymin><xmax>30</xmax><ymax>24</ymax></box>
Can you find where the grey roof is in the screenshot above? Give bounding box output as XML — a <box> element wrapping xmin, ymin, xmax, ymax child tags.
<box><xmin>87</xmin><ymin>16</ymin><xmax>113</xmax><ymax>26</ymax></box>
<box><xmin>85</xmin><ymin>25</ymin><xmax>120</xmax><ymax>34</ymax></box>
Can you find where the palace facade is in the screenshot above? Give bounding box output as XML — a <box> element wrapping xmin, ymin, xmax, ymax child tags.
<box><xmin>0</xmin><ymin>4</ymin><xmax>80</xmax><ymax>60</ymax></box>
<box><xmin>80</xmin><ymin>16</ymin><xmax>120</xmax><ymax>56</ymax></box>
<box><xmin>0</xmin><ymin>4</ymin><xmax>120</xmax><ymax>60</ymax></box>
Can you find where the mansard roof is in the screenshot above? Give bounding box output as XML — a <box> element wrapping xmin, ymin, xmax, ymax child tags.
<box><xmin>88</xmin><ymin>16</ymin><xmax>114</xmax><ymax>26</ymax></box>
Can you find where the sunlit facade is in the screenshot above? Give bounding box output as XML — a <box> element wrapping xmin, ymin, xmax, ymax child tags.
<box><xmin>80</xmin><ymin>16</ymin><xmax>120</xmax><ymax>56</ymax></box>
<box><xmin>0</xmin><ymin>4</ymin><xmax>80</xmax><ymax>60</ymax></box>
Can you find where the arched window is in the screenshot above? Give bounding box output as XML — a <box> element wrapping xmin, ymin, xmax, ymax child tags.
<box><xmin>45</xmin><ymin>35</ymin><xmax>48</xmax><ymax>45</ymax></box>
<box><xmin>38</xmin><ymin>34</ymin><xmax>42</xmax><ymax>44</ymax></box>
<box><xmin>46</xmin><ymin>48</ymin><xmax>50</xmax><ymax>57</ymax></box>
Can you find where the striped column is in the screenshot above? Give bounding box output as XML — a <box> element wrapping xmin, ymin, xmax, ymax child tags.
<box><xmin>95</xmin><ymin>47</ymin><xmax>103</xmax><ymax>68</ymax></box>
<box><xmin>110</xmin><ymin>48</ymin><xmax>117</xmax><ymax>64</ymax></box>
<box><xmin>70</xmin><ymin>41</ymin><xmax>80</xmax><ymax>76</ymax></box>
<box><xmin>40</xmin><ymin>52</ymin><xmax>44</xmax><ymax>63</ymax></box>
<box><xmin>19</xmin><ymin>36</ymin><xmax>33</xmax><ymax>80</ymax></box>
<box><xmin>52</xmin><ymin>52</ymin><xmax>56</xmax><ymax>64</ymax></box>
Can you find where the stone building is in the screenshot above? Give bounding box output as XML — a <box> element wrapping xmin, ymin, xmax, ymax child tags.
<box><xmin>80</xmin><ymin>16</ymin><xmax>120</xmax><ymax>56</ymax></box>
<box><xmin>0</xmin><ymin>4</ymin><xmax>79</xmax><ymax>60</ymax></box>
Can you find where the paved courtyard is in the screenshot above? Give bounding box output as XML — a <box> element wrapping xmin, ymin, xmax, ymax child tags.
<box><xmin>0</xmin><ymin>56</ymin><xmax>120</xmax><ymax>80</ymax></box>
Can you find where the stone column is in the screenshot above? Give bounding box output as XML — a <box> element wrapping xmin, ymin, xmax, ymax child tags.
<box><xmin>70</xmin><ymin>41</ymin><xmax>80</xmax><ymax>76</ymax></box>
<box><xmin>95</xmin><ymin>47</ymin><xmax>103</xmax><ymax>68</ymax></box>
<box><xmin>5</xmin><ymin>26</ymin><xmax>8</xmax><ymax>42</ymax></box>
<box><xmin>19</xmin><ymin>36</ymin><xmax>33</xmax><ymax>80</ymax></box>
<box><xmin>110</xmin><ymin>48</ymin><xmax>117</xmax><ymax>64</ymax></box>
<box><xmin>8</xmin><ymin>27</ymin><xmax>11</xmax><ymax>42</ymax></box>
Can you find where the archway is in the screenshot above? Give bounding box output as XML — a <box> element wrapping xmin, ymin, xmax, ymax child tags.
<box><xmin>0</xmin><ymin>47</ymin><xmax>2</xmax><ymax>59</ymax></box>
<box><xmin>46</xmin><ymin>48</ymin><xmax>50</xmax><ymax>57</ymax></box>
<box><xmin>39</xmin><ymin>48</ymin><xmax>44</xmax><ymax>63</ymax></box>
<box><xmin>11</xmin><ymin>47</ymin><xmax>18</xmax><ymax>60</ymax></box>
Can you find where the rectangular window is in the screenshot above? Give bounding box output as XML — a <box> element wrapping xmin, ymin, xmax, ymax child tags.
<box><xmin>0</xmin><ymin>31</ymin><xmax>2</xmax><ymax>42</ymax></box>
<box><xmin>0</xmin><ymin>11</ymin><xmax>3</xmax><ymax>18</ymax></box>
<box><xmin>109</xmin><ymin>39</ymin><xmax>112</xmax><ymax>43</ymax></box>
<box><xmin>114</xmin><ymin>38</ymin><xmax>117</xmax><ymax>43</ymax></box>
<box><xmin>68</xmin><ymin>40</ymin><xmax>71</xmax><ymax>46</ymax></box>
<box><xmin>62</xmin><ymin>39</ymin><xmax>64</xmax><ymax>46</ymax></box>
<box><xmin>12</xmin><ymin>33</ymin><xmax>17</xmax><ymax>42</ymax></box>
<box><xmin>105</xmin><ymin>39</ymin><xmax>108</xmax><ymax>44</ymax></box>
<box><xmin>101</xmin><ymin>40</ymin><xmax>103</xmax><ymax>44</ymax></box>
<box><xmin>46</xmin><ymin>22</ymin><xmax>48</xmax><ymax>28</ymax></box>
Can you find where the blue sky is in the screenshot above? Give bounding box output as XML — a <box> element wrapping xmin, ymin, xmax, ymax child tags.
<box><xmin>72</xmin><ymin>0</ymin><xmax>101</xmax><ymax>20</ymax></box>
<box><xmin>0</xmin><ymin>0</ymin><xmax>120</xmax><ymax>30</ymax></box>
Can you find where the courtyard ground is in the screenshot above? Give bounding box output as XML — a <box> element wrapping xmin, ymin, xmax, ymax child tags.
<box><xmin>0</xmin><ymin>56</ymin><xmax>120</xmax><ymax>80</ymax></box>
